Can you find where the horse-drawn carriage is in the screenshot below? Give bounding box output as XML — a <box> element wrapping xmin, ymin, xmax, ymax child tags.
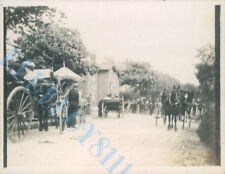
<box><xmin>6</xmin><ymin>60</ymin><xmax>79</xmax><ymax>142</ymax></box>
<box><xmin>98</xmin><ymin>97</ymin><xmax>123</xmax><ymax>118</ymax></box>
<box><xmin>160</xmin><ymin>88</ymin><xmax>204</xmax><ymax>130</ymax></box>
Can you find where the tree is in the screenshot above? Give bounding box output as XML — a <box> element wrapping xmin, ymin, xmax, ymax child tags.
<box><xmin>153</xmin><ymin>71</ymin><xmax>181</xmax><ymax>92</ymax></box>
<box><xmin>195</xmin><ymin>44</ymin><xmax>215</xmax><ymax>102</ymax></box>
<box><xmin>119</xmin><ymin>62</ymin><xmax>156</xmax><ymax>97</ymax></box>
<box><xmin>181</xmin><ymin>83</ymin><xmax>197</xmax><ymax>93</ymax></box>
<box><xmin>14</xmin><ymin>23</ymin><xmax>98</xmax><ymax>75</ymax></box>
<box><xmin>5</xmin><ymin>6</ymin><xmax>65</xmax><ymax>55</ymax></box>
<box><xmin>195</xmin><ymin>44</ymin><xmax>218</xmax><ymax>163</ymax></box>
<box><xmin>5</xmin><ymin>6</ymin><xmax>59</xmax><ymax>34</ymax></box>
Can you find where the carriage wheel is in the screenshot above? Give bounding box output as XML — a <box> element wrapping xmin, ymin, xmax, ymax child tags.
<box><xmin>7</xmin><ymin>86</ymin><xmax>34</xmax><ymax>142</ymax></box>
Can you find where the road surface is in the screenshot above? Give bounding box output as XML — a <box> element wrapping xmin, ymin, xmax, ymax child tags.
<box><xmin>7</xmin><ymin>113</ymin><xmax>216</xmax><ymax>173</ymax></box>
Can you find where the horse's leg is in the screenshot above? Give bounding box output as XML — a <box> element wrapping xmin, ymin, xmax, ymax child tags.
<box><xmin>39</xmin><ymin>108</ymin><xmax>43</xmax><ymax>131</ymax></box>
<box><xmin>178</xmin><ymin>109</ymin><xmax>181</xmax><ymax>121</ymax></box>
<box><xmin>39</xmin><ymin>116</ymin><xmax>43</xmax><ymax>131</ymax></box>
<box><xmin>171</xmin><ymin>114</ymin><xmax>174</xmax><ymax>129</ymax></box>
<box><xmin>182</xmin><ymin>111</ymin><xmax>185</xmax><ymax>129</ymax></box>
<box><xmin>164</xmin><ymin>114</ymin><xmax>167</xmax><ymax>125</ymax></box>
<box><xmin>174</xmin><ymin>115</ymin><xmax>177</xmax><ymax>131</ymax></box>
<box><xmin>168</xmin><ymin>115</ymin><xmax>170</xmax><ymax>130</ymax></box>
<box><xmin>44</xmin><ymin>109</ymin><xmax>48</xmax><ymax>131</ymax></box>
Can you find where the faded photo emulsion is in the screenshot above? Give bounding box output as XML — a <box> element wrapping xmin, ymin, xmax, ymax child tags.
<box><xmin>1</xmin><ymin>1</ymin><xmax>223</xmax><ymax>174</ymax></box>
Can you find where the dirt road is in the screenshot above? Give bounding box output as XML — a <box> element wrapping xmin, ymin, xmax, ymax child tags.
<box><xmin>7</xmin><ymin>113</ymin><xmax>216</xmax><ymax>173</ymax></box>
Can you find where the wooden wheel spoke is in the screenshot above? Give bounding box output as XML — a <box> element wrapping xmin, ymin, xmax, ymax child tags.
<box><xmin>7</xmin><ymin>114</ymin><xmax>16</xmax><ymax>121</ymax></box>
<box><xmin>21</xmin><ymin>102</ymin><xmax>31</xmax><ymax>112</ymax></box>
<box><xmin>11</xmin><ymin>98</ymin><xmax>18</xmax><ymax>111</ymax></box>
<box><xmin>8</xmin><ymin>110</ymin><xmax>17</xmax><ymax>115</ymax></box>
<box><xmin>20</xmin><ymin>123</ymin><xmax>25</xmax><ymax>135</ymax></box>
<box><xmin>7</xmin><ymin>110</ymin><xmax>17</xmax><ymax>119</ymax></box>
<box><xmin>11</xmin><ymin>121</ymin><xmax>18</xmax><ymax>138</ymax></box>
<box><xmin>21</xmin><ymin>117</ymin><xmax>28</xmax><ymax>129</ymax></box>
<box><xmin>18</xmin><ymin>121</ymin><xmax>25</xmax><ymax>137</ymax></box>
<box><xmin>22</xmin><ymin>110</ymin><xmax>33</xmax><ymax>115</ymax></box>
<box><xmin>8</xmin><ymin>118</ymin><xmax>17</xmax><ymax>129</ymax></box>
<box><xmin>21</xmin><ymin>95</ymin><xmax>29</xmax><ymax>109</ymax></box>
<box><xmin>19</xmin><ymin>92</ymin><xmax>25</xmax><ymax>107</ymax></box>
<box><xmin>17</xmin><ymin>122</ymin><xmax>21</xmax><ymax>139</ymax></box>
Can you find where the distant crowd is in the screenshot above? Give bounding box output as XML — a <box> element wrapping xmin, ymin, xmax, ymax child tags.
<box><xmin>123</xmin><ymin>86</ymin><xmax>205</xmax><ymax>120</ymax></box>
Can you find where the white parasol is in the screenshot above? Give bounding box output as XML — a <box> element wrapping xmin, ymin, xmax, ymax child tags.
<box><xmin>54</xmin><ymin>66</ymin><xmax>84</xmax><ymax>82</ymax></box>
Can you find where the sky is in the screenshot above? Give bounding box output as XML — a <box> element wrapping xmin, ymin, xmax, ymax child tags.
<box><xmin>54</xmin><ymin>1</ymin><xmax>215</xmax><ymax>86</ymax></box>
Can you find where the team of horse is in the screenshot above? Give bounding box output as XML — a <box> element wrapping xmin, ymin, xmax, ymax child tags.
<box><xmin>161</xmin><ymin>87</ymin><xmax>204</xmax><ymax>131</ymax></box>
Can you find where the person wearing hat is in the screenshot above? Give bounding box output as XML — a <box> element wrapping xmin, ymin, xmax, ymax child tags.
<box><xmin>67</xmin><ymin>83</ymin><xmax>79</xmax><ymax>128</ymax></box>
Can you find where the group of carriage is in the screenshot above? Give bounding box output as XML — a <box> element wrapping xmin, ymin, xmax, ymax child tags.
<box><xmin>156</xmin><ymin>87</ymin><xmax>205</xmax><ymax>131</ymax></box>
<box><xmin>6</xmin><ymin>60</ymin><xmax>83</xmax><ymax>142</ymax></box>
<box><xmin>121</xmin><ymin>87</ymin><xmax>205</xmax><ymax>131</ymax></box>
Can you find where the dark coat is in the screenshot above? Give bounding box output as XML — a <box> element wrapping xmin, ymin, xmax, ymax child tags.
<box><xmin>68</xmin><ymin>88</ymin><xmax>79</xmax><ymax>114</ymax></box>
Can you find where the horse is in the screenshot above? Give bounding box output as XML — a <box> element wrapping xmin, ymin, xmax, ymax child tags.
<box><xmin>161</xmin><ymin>95</ymin><xmax>172</xmax><ymax>127</ymax></box>
<box><xmin>167</xmin><ymin>88</ymin><xmax>180</xmax><ymax>131</ymax></box>
<box><xmin>181</xmin><ymin>91</ymin><xmax>194</xmax><ymax>128</ymax></box>
<box><xmin>178</xmin><ymin>90</ymin><xmax>189</xmax><ymax>129</ymax></box>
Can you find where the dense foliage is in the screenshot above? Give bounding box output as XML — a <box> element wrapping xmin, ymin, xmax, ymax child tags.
<box><xmin>119</xmin><ymin>62</ymin><xmax>156</xmax><ymax>97</ymax></box>
<box><xmin>6</xmin><ymin>6</ymin><xmax>58</xmax><ymax>34</ymax></box>
<box><xmin>6</xmin><ymin>6</ymin><xmax>98</xmax><ymax>76</ymax></box>
<box><xmin>195</xmin><ymin>44</ymin><xmax>218</xmax><ymax>163</ymax></box>
<box><xmin>119</xmin><ymin>61</ymin><xmax>197</xmax><ymax>101</ymax></box>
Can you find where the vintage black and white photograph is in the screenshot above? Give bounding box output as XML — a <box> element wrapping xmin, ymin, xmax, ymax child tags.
<box><xmin>0</xmin><ymin>1</ymin><xmax>224</xmax><ymax>174</ymax></box>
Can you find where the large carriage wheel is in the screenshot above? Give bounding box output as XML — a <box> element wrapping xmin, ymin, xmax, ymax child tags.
<box><xmin>7</xmin><ymin>86</ymin><xmax>34</xmax><ymax>142</ymax></box>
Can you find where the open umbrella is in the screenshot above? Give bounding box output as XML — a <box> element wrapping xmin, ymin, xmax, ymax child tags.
<box><xmin>54</xmin><ymin>66</ymin><xmax>84</xmax><ymax>82</ymax></box>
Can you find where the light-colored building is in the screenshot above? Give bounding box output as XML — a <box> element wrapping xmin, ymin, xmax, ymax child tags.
<box><xmin>97</xmin><ymin>69</ymin><xmax>119</xmax><ymax>103</ymax></box>
<box><xmin>82</xmin><ymin>67</ymin><xmax>120</xmax><ymax>111</ymax></box>
<box><xmin>83</xmin><ymin>73</ymin><xmax>98</xmax><ymax>105</ymax></box>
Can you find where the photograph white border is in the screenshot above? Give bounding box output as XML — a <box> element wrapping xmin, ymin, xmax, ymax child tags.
<box><xmin>0</xmin><ymin>1</ymin><xmax>224</xmax><ymax>174</ymax></box>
